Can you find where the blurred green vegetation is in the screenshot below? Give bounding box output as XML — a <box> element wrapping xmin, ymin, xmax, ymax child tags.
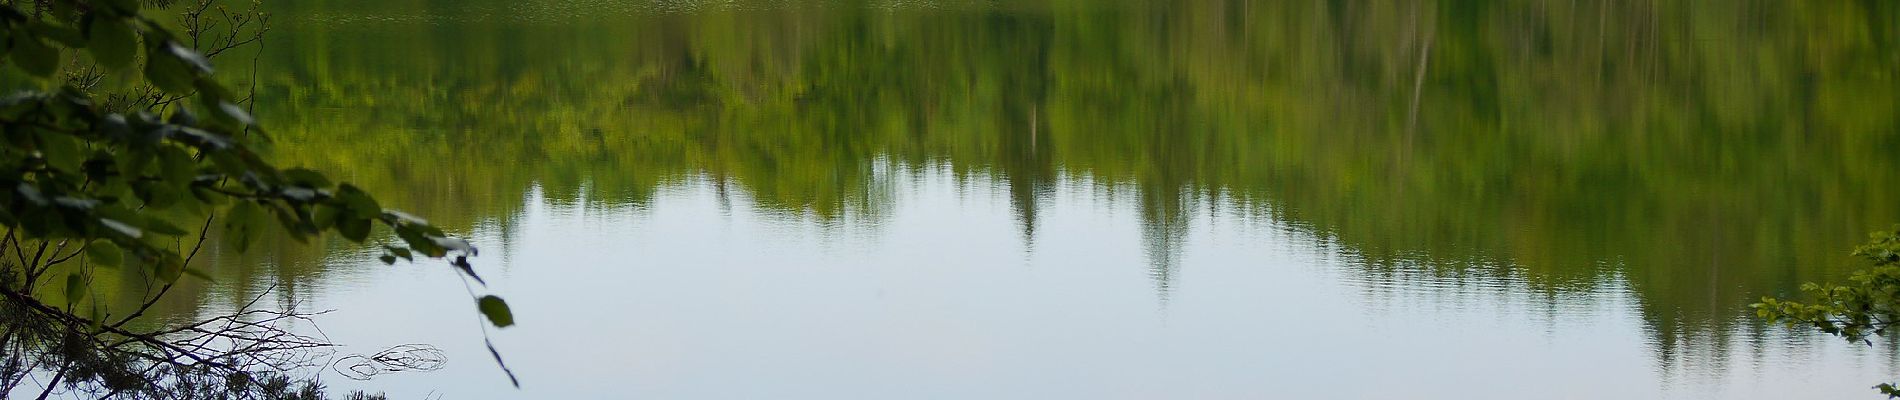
<box><xmin>149</xmin><ymin>0</ymin><xmax>1900</xmax><ymax>360</ymax></box>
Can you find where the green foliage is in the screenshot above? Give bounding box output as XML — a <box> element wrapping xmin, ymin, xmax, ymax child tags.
<box><xmin>0</xmin><ymin>0</ymin><xmax>516</xmax><ymax>385</ymax></box>
<box><xmin>1754</xmin><ymin>228</ymin><xmax>1900</xmax><ymax>397</ymax></box>
<box><xmin>477</xmin><ymin>295</ymin><xmax>513</xmax><ymax>328</ymax></box>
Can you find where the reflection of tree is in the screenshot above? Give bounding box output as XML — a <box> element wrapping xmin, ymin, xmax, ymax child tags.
<box><xmin>232</xmin><ymin>0</ymin><xmax>1900</xmax><ymax>372</ymax></box>
<box><xmin>989</xmin><ymin>12</ymin><xmax>1056</xmax><ymax>252</ymax></box>
<box><xmin>1138</xmin><ymin>183</ymin><xmax>1193</xmax><ymax>298</ymax></box>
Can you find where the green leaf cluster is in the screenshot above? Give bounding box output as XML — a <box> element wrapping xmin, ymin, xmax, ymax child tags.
<box><xmin>0</xmin><ymin>0</ymin><xmax>514</xmax><ymax>356</ymax></box>
<box><xmin>1754</xmin><ymin>227</ymin><xmax>1900</xmax><ymax>397</ymax></box>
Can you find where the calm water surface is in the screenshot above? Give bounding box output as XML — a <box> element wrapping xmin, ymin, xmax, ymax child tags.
<box><xmin>128</xmin><ymin>1</ymin><xmax>1900</xmax><ymax>398</ymax></box>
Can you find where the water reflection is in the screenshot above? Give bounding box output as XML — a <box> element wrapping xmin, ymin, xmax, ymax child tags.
<box><xmin>133</xmin><ymin>0</ymin><xmax>1900</xmax><ymax>397</ymax></box>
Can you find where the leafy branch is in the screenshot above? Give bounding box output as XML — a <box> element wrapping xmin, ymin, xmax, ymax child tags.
<box><xmin>1754</xmin><ymin>227</ymin><xmax>1900</xmax><ymax>398</ymax></box>
<box><xmin>1</xmin><ymin>0</ymin><xmax>518</xmax><ymax>391</ymax></box>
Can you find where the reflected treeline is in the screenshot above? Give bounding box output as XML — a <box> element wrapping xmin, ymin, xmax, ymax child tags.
<box><xmin>207</xmin><ymin>0</ymin><xmax>1900</xmax><ymax>365</ymax></box>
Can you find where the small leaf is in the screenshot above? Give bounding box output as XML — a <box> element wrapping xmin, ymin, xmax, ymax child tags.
<box><xmin>87</xmin><ymin>240</ymin><xmax>123</xmax><ymax>267</ymax></box>
<box><xmin>337</xmin><ymin>216</ymin><xmax>371</xmax><ymax>243</ymax></box>
<box><xmin>158</xmin><ymin>145</ymin><xmax>196</xmax><ymax>184</ymax></box>
<box><xmin>116</xmin><ymin>149</ymin><xmax>152</xmax><ymax>180</ymax></box>
<box><xmin>194</xmin><ymin>78</ymin><xmax>236</xmax><ymax>102</ymax></box>
<box><xmin>87</xmin><ymin>17</ymin><xmax>138</xmax><ymax>70</ymax></box>
<box><xmin>28</xmin><ymin>20</ymin><xmax>84</xmax><ymax>46</ymax></box>
<box><xmin>191</xmin><ymin>186</ymin><xmax>230</xmax><ymax>206</ymax></box>
<box><xmin>336</xmin><ymin>184</ymin><xmax>381</xmax><ymax>217</ymax></box>
<box><xmin>398</xmin><ymin>227</ymin><xmax>446</xmax><ymax>257</ymax></box>
<box><xmin>313</xmin><ymin>204</ymin><xmax>341</xmax><ymax>230</ymax></box>
<box><xmin>284</xmin><ymin>168</ymin><xmax>334</xmax><ymax>188</ymax></box>
<box><xmin>136</xmin><ymin>180</ymin><xmax>182</xmax><ymax>208</ymax></box>
<box><xmin>142</xmin><ymin>216</ymin><xmax>188</xmax><ymax>236</ymax></box>
<box><xmin>477</xmin><ymin>295</ymin><xmax>514</xmax><ymax>328</ymax></box>
<box><xmin>153</xmin><ymin>254</ymin><xmax>184</xmax><ymax>283</ymax></box>
<box><xmin>385</xmin><ymin>246</ymin><xmax>413</xmax><ymax>261</ymax></box>
<box><xmin>143</xmin><ymin>42</ymin><xmax>195</xmax><ymax>93</ymax></box>
<box><xmin>65</xmin><ymin>273</ymin><xmax>88</xmax><ymax>304</ymax></box>
<box><xmin>38</xmin><ymin>132</ymin><xmax>83</xmax><ymax>172</ymax></box>
<box><xmin>12</xmin><ymin>37</ymin><xmax>60</xmax><ymax>78</ymax></box>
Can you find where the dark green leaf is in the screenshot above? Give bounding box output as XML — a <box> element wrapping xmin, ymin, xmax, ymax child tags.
<box><xmin>116</xmin><ymin>148</ymin><xmax>152</xmax><ymax>180</ymax></box>
<box><xmin>193</xmin><ymin>78</ymin><xmax>235</xmax><ymax>101</ymax></box>
<box><xmin>336</xmin><ymin>184</ymin><xmax>381</xmax><ymax>217</ymax></box>
<box><xmin>143</xmin><ymin>43</ymin><xmax>194</xmax><ymax>93</ymax></box>
<box><xmin>142</xmin><ymin>216</ymin><xmax>187</xmax><ymax>236</ymax></box>
<box><xmin>385</xmin><ymin>246</ymin><xmax>413</xmax><ymax>261</ymax></box>
<box><xmin>397</xmin><ymin>226</ymin><xmax>446</xmax><ymax>257</ymax></box>
<box><xmin>313</xmin><ymin>203</ymin><xmax>340</xmax><ymax>230</ymax></box>
<box><xmin>477</xmin><ymin>295</ymin><xmax>514</xmax><ymax>328</ymax></box>
<box><xmin>87</xmin><ymin>240</ymin><xmax>122</xmax><ymax>268</ymax></box>
<box><xmin>86</xmin><ymin>17</ymin><xmax>137</xmax><ymax>70</ymax></box>
<box><xmin>158</xmin><ymin>145</ymin><xmax>196</xmax><ymax>184</ymax></box>
<box><xmin>153</xmin><ymin>254</ymin><xmax>184</xmax><ymax>283</ymax></box>
<box><xmin>37</xmin><ymin>132</ymin><xmax>83</xmax><ymax>172</ymax></box>
<box><xmin>136</xmin><ymin>180</ymin><xmax>182</xmax><ymax>208</ymax></box>
<box><xmin>28</xmin><ymin>20</ymin><xmax>84</xmax><ymax>46</ymax></box>
<box><xmin>207</xmin><ymin>150</ymin><xmax>246</xmax><ymax>174</ymax></box>
<box><xmin>337</xmin><ymin>216</ymin><xmax>370</xmax><ymax>243</ymax></box>
<box><xmin>49</xmin><ymin>0</ymin><xmax>78</xmax><ymax>20</ymax></box>
<box><xmin>65</xmin><ymin>273</ymin><xmax>87</xmax><ymax>304</ymax></box>
<box><xmin>191</xmin><ymin>186</ymin><xmax>230</xmax><ymax>206</ymax></box>
<box><xmin>12</xmin><ymin>37</ymin><xmax>60</xmax><ymax>77</ymax></box>
<box><xmin>284</xmin><ymin>168</ymin><xmax>334</xmax><ymax>188</ymax></box>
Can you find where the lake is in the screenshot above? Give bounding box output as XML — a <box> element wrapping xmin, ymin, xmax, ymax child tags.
<box><xmin>124</xmin><ymin>0</ymin><xmax>1900</xmax><ymax>398</ymax></box>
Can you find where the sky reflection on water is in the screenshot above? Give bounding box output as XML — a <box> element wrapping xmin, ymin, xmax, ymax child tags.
<box><xmin>129</xmin><ymin>1</ymin><xmax>1900</xmax><ymax>397</ymax></box>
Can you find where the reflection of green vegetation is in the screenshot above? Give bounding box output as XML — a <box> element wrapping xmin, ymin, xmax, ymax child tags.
<box><xmin>234</xmin><ymin>0</ymin><xmax>1897</xmax><ymax>357</ymax></box>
